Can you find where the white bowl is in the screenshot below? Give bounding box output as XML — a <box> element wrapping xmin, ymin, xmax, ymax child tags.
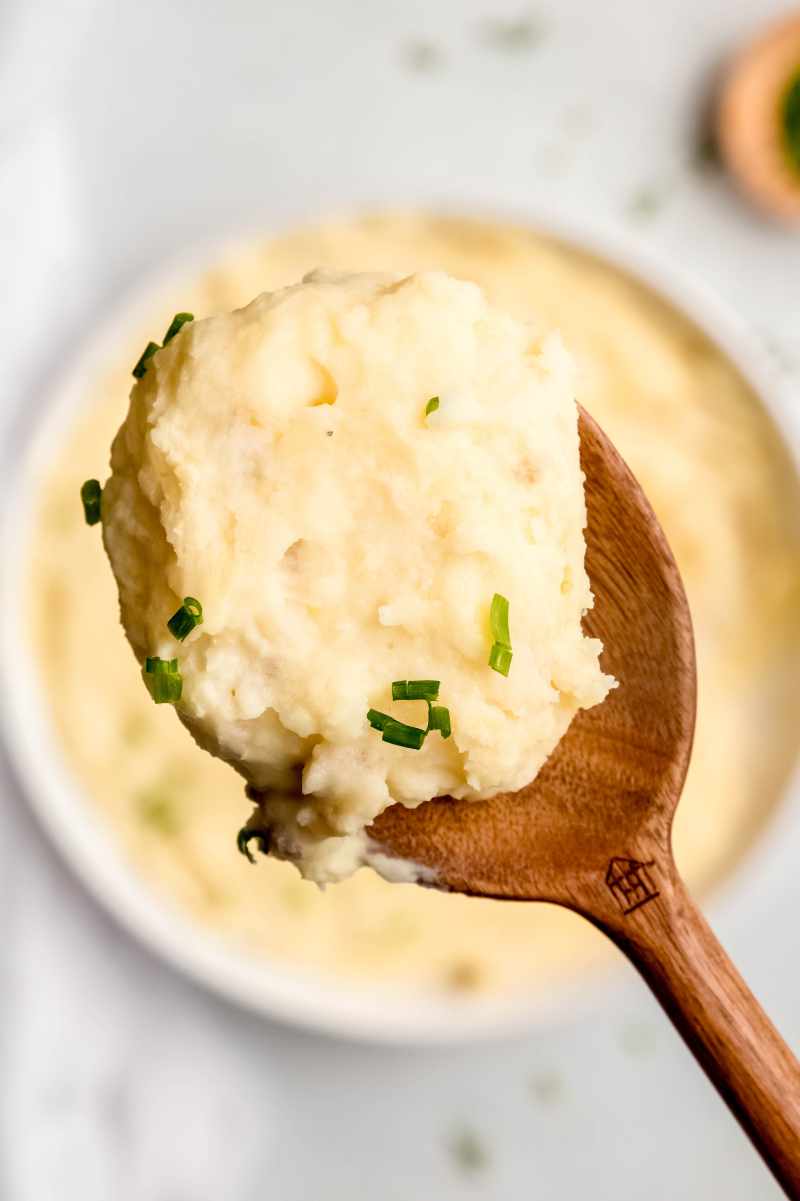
<box><xmin>3</xmin><ymin>210</ymin><xmax>799</xmax><ymax>1044</ymax></box>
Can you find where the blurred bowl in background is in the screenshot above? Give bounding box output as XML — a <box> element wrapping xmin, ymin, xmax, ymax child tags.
<box><xmin>3</xmin><ymin>209</ymin><xmax>800</xmax><ymax>1043</ymax></box>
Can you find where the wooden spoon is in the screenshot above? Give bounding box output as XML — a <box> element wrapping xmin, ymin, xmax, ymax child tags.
<box><xmin>370</xmin><ymin>407</ymin><xmax>800</xmax><ymax>1195</ymax></box>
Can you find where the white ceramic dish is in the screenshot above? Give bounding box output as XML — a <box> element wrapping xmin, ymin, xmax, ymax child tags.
<box><xmin>3</xmin><ymin>209</ymin><xmax>800</xmax><ymax>1044</ymax></box>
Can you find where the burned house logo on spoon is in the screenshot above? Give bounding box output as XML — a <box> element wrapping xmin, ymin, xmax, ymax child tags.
<box><xmin>606</xmin><ymin>857</ymin><xmax>660</xmax><ymax>915</ymax></box>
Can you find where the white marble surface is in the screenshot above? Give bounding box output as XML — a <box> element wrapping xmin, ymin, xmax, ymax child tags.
<box><xmin>2</xmin><ymin>1</ymin><xmax>800</xmax><ymax>1197</ymax></box>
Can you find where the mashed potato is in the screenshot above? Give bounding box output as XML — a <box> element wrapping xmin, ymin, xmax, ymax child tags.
<box><xmin>101</xmin><ymin>269</ymin><xmax>612</xmax><ymax>883</ymax></box>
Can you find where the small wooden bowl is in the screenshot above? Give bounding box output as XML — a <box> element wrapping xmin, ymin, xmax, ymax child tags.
<box><xmin>718</xmin><ymin>12</ymin><xmax>800</xmax><ymax>222</ymax></box>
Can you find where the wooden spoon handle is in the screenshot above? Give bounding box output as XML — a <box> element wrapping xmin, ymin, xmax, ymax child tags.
<box><xmin>596</xmin><ymin>865</ymin><xmax>800</xmax><ymax>1196</ymax></box>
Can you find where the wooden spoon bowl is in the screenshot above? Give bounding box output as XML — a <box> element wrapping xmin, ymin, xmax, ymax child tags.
<box><xmin>370</xmin><ymin>408</ymin><xmax>800</xmax><ymax>1196</ymax></box>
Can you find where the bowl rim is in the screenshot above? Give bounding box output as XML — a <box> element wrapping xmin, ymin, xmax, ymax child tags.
<box><xmin>2</xmin><ymin>203</ymin><xmax>800</xmax><ymax>1045</ymax></box>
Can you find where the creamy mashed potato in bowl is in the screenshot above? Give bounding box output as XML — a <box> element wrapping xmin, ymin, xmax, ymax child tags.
<box><xmin>3</xmin><ymin>212</ymin><xmax>800</xmax><ymax>1041</ymax></box>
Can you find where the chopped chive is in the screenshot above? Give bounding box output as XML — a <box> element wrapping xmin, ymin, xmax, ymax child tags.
<box><xmin>392</xmin><ymin>679</ymin><xmax>440</xmax><ymax>702</ymax></box>
<box><xmin>167</xmin><ymin>596</ymin><xmax>204</xmax><ymax>641</ymax></box>
<box><xmin>133</xmin><ymin>313</ymin><xmax>194</xmax><ymax>379</ymax></box>
<box><xmin>132</xmin><ymin>341</ymin><xmax>159</xmax><ymax>379</ymax></box>
<box><xmin>781</xmin><ymin>70</ymin><xmax>800</xmax><ymax>175</ymax></box>
<box><xmin>163</xmin><ymin>311</ymin><xmax>194</xmax><ymax>345</ymax></box>
<box><xmin>143</xmin><ymin>656</ymin><xmax>182</xmax><ymax>703</ymax></box>
<box><xmin>367</xmin><ymin>708</ymin><xmax>393</xmax><ymax>731</ymax></box>
<box><xmin>489</xmin><ymin>593</ymin><xmax>512</xmax><ymax>676</ymax></box>
<box><xmin>490</xmin><ymin>593</ymin><xmax>511</xmax><ymax>647</ymax></box>
<box><xmin>80</xmin><ymin>478</ymin><xmax>102</xmax><ymax>525</ymax></box>
<box><xmin>145</xmin><ymin>656</ymin><xmax>178</xmax><ymax>673</ymax></box>
<box><xmin>145</xmin><ymin>672</ymin><xmax>182</xmax><ymax>704</ymax></box>
<box><xmin>449</xmin><ymin>1127</ymin><xmax>489</xmax><ymax>1175</ymax></box>
<box><xmin>381</xmin><ymin>719</ymin><xmax>426</xmax><ymax>750</ymax></box>
<box><xmin>137</xmin><ymin>789</ymin><xmax>180</xmax><ymax>836</ymax></box>
<box><xmin>369</xmin><ymin>709</ymin><xmax>427</xmax><ymax>748</ymax></box>
<box><xmin>489</xmin><ymin>642</ymin><xmax>512</xmax><ymax>676</ymax></box>
<box><xmin>425</xmin><ymin>395</ymin><xmax>440</xmax><ymax>417</ymax></box>
<box><xmin>427</xmin><ymin>704</ymin><xmax>452</xmax><ymax>739</ymax></box>
<box><xmin>237</xmin><ymin>826</ymin><xmax>271</xmax><ymax>864</ymax></box>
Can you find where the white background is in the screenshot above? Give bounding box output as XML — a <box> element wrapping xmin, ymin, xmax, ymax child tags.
<box><xmin>2</xmin><ymin>1</ymin><xmax>800</xmax><ymax>1198</ymax></box>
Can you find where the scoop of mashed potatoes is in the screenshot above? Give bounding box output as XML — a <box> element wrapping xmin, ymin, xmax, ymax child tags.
<box><xmin>101</xmin><ymin>269</ymin><xmax>613</xmax><ymax>883</ymax></box>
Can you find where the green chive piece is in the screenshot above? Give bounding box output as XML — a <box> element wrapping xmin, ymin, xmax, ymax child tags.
<box><xmin>132</xmin><ymin>341</ymin><xmax>159</xmax><ymax>379</ymax></box>
<box><xmin>143</xmin><ymin>656</ymin><xmax>182</xmax><ymax>704</ymax></box>
<box><xmin>489</xmin><ymin>593</ymin><xmax>512</xmax><ymax>676</ymax></box>
<box><xmin>391</xmin><ymin>679</ymin><xmax>440</xmax><ymax>702</ymax></box>
<box><xmin>490</xmin><ymin>593</ymin><xmax>511</xmax><ymax>647</ymax></box>
<box><xmin>425</xmin><ymin>395</ymin><xmax>440</xmax><ymax>417</ymax></box>
<box><xmin>237</xmin><ymin>826</ymin><xmax>271</xmax><ymax>864</ymax></box>
<box><xmin>137</xmin><ymin>789</ymin><xmax>180</xmax><ymax>836</ymax></box>
<box><xmin>367</xmin><ymin>708</ymin><xmax>393</xmax><ymax>731</ymax></box>
<box><xmin>427</xmin><ymin>704</ymin><xmax>452</xmax><ymax>739</ymax></box>
<box><xmin>146</xmin><ymin>672</ymin><xmax>182</xmax><ymax>704</ymax></box>
<box><xmin>162</xmin><ymin>312</ymin><xmax>194</xmax><ymax>345</ymax></box>
<box><xmin>167</xmin><ymin>596</ymin><xmax>204</xmax><ymax>641</ymax></box>
<box><xmin>133</xmin><ymin>313</ymin><xmax>193</xmax><ymax>379</ymax></box>
<box><xmin>145</xmin><ymin>656</ymin><xmax>178</xmax><ymax>673</ymax></box>
<box><xmin>381</xmin><ymin>719</ymin><xmax>426</xmax><ymax>750</ymax></box>
<box><xmin>80</xmin><ymin>478</ymin><xmax>102</xmax><ymax>525</ymax></box>
<box><xmin>782</xmin><ymin>70</ymin><xmax>800</xmax><ymax>175</ymax></box>
<box><xmin>489</xmin><ymin>642</ymin><xmax>513</xmax><ymax>676</ymax></box>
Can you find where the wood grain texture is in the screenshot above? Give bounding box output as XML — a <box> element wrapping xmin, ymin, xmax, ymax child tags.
<box><xmin>370</xmin><ymin>408</ymin><xmax>800</xmax><ymax>1196</ymax></box>
<box><xmin>598</xmin><ymin>866</ymin><xmax>800</xmax><ymax>1195</ymax></box>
